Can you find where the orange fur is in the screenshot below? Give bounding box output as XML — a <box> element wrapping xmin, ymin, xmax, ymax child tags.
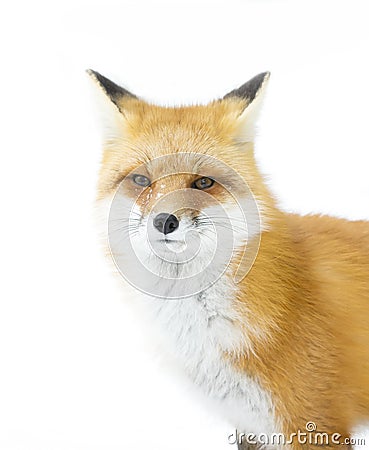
<box><xmin>231</xmin><ymin>213</ymin><xmax>369</xmax><ymax>446</ymax></box>
<box><xmin>92</xmin><ymin>71</ymin><xmax>369</xmax><ymax>448</ymax></box>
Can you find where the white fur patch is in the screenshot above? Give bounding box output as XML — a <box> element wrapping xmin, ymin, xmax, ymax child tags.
<box><xmin>137</xmin><ymin>273</ymin><xmax>277</xmax><ymax>438</ymax></box>
<box><xmin>96</xmin><ymin>192</ymin><xmax>278</xmax><ymax>440</ymax></box>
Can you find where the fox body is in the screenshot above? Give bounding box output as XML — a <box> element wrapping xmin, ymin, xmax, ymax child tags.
<box><xmin>90</xmin><ymin>70</ymin><xmax>369</xmax><ymax>448</ymax></box>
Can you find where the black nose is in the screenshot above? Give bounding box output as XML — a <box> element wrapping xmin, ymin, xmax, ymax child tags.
<box><xmin>153</xmin><ymin>213</ymin><xmax>179</xmax><ymax>235</ymax></box>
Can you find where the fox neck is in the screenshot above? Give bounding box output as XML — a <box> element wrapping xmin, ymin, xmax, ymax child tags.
<box><xmin>142</xmin><ymin>202</ymin><xmax>300</xmax><ymax>360</ymax></box>
<box><xmin>138</xmin><ymin>207</ymin><xmax>297</xmax><ymax>436</ymax></box>
<box><xmin>232</xmin><ymin>212</ymin><xmax>301</xmax><ymax>353</ymax></box>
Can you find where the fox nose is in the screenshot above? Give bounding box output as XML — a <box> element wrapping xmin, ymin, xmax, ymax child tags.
<box><xmin>153</xmin><ymin>213</ymin><xmax>179</xmax><ymax>235</ymax></box>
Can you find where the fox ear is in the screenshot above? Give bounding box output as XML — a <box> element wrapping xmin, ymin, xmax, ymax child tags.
<box><xmin>87</xmin><ymin>70</ymin><xmax>138</xmax><ymax>140</ymax></box>
<box><xmin>223</xmin><ymin>72</ymin><xmax>270</xmax><ymax>142</ymax></box>
<box><xmin>86</xmin><ymin>69</ymin><xmax>137</xmax><ymax>113</ymax></box>
<box><xmin>223</xmin><ymin>72</ymin><xmax>270</xmax><ymax>107</ymax></box>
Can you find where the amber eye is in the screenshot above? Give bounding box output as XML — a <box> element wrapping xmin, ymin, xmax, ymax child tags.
<box><xmin>132</xmin><ymin>174</ymin><xmax>151</xmax><ymax>187</ymax></box>
<box><xmin>192</xmin><ymin>177</ymin><xmax>215</xmax><ymax>190</ymax></box>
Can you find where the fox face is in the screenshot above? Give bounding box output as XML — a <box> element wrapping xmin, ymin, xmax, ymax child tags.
<box><xmin>90</xmin><ymin>70</ymin><xmax>271</xmax><ymax>298</ymax></box>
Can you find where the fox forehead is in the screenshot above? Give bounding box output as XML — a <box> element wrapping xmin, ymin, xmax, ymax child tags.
<box><xmin>101</xmin><ymin>105</ymin><xmax>253</xmax><ymax>175</ymax></box>
<box><xmin>122</xmin><ymin>99</ymin><xmax>243</xmax><ymax>132</ymax></box>
<box><xmin>115</xmin><ymin>99</ymin><xmax>246</xmax><ymax>159</ymax></box>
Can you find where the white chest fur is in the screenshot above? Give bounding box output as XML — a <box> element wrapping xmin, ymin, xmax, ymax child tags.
<box><xmin>140</xmin><ymin>276</ymin><xmax>277</xmax><ymax>437</ymax></box>
<box><xmin>98</xmin><ymin>194</ymin><xmax>277</xmax><ymax>437</ymax></box>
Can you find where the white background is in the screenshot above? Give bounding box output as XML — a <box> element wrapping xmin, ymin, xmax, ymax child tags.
<box><xmin>0</xmin><ymin>1</ymin><xmax>369</xmax><ymax>449</ymax></box>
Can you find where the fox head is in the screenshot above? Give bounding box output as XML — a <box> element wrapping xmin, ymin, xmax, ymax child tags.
<box><xmin>89</xmin><ymin>70</ymin><xmax>274</xmax><ymax>298</ymax></box>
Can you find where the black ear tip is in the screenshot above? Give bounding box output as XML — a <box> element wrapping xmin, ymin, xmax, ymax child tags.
<box><xmin>86</xmin><ymin>68</ymin><xmax>100</xmax><ymax>80</ymax></box>
<box><xmin>86</xmin><ymin>69</ymin><xmax>112</xmax><ymax>88</ymax></box>
<box><xmin>86</xmin><ymin>69</ymin><xmax>97</xmax><ymax>77</ymax></box>
<box><xmin>86</xmin><ymin>69</ymin><xmax>113</xmax><ymax>88</ymax></box>
<box><xmin>86</xmin><ymin>69</ymin><xmax>137</xmax><ymax>103</ymax></box>
<box><xmin>223</xmin><ymin>71</ymin><xmax>271</xmax><ymax>102</ymax></box>
<box><xmin>249</xmin><ymin>71</ymin><xmax>271</xmax><ymax>82</ymax></box>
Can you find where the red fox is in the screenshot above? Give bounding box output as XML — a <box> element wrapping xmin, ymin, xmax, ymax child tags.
<box><xmin>89</xmin><ymin>69</ymin><xmax>369</xmax><ymax>449</ymax></box>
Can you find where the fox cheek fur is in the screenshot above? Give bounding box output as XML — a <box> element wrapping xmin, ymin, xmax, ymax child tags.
<box><xmin>89</xmin><ymin>69</ymin><xmax>369</xmax><ymax>448</ymax></box>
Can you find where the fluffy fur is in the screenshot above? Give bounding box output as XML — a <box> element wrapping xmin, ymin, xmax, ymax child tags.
<box><xmin>90</xmin><ymin>69</ymin><xmax>369</xmax><ymax>449</ymax></box>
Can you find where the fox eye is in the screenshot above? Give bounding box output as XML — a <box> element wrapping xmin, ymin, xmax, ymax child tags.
<box><xmin>132</xmin><ymin>174</ymin><xmax>151</xmax><ymax>187</ymax></box>
<box><xmin>192</xmin><ymin>177</ymin><xmax>214</xmax><ymax>190</ymax></box>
